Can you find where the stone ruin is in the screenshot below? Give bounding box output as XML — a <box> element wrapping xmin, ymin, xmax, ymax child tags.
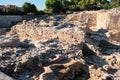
<box><xmin>0</xmin><ymin>7</ymin><xmax>120</xmax><ymax>80</ymax></box>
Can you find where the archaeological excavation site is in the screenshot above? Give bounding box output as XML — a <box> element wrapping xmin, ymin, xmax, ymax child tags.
<box><xmin>0</xmin><ymin>8</ymin><xmax>120</xmax><ymax>80</ymax></box>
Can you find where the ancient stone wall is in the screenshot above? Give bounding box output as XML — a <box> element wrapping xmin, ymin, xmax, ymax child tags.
<box><xmin>0</xmin><ymin>15</ymin><xmax>36</xmax><ymax>28</ymax></box>
<box><xmin>0</xmin><ymin>16</ymin><xmax>22</xmax><ymax>28</ymax></box>
<box><xmin>66</xmin><ymin>8</ymin><xmax>120</xmax><ymax>40</ymax></box>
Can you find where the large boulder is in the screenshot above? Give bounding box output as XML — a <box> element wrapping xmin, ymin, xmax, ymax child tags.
<box><xmin>97</xmin><ymin>8</ymin><xmax>120</xmax><ymax>40</ymax></box>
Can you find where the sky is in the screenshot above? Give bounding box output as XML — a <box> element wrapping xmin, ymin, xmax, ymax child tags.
<box><xmin>0</xmin><ymin>0</ymin><xmax>46</xmax><ymax>10</ymax></box>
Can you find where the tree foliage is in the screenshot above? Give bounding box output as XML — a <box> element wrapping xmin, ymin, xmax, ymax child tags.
<box><xmin>111</xmin><ymin>0</ymin><xmax>120</xmax><ymax>8</ymax></box>
<box><xmin>78</xmin><ymin>0</ymin><xmax>89</xmax><ymax>10</ymax></box>
<box><xmin>45</xmin><ymin>0</ymin><xmax>113</xmax><ymax>12</ymax></box>
<box><xmin>45</xmin><ymin>0</ymin><xmax>64</xmax><ymax>13</ymax></box>
<box><xmin>22</xmin><ymin>2</ymin><xmax>37</xmax><ymax>14</ymax></box>
<box><xmin>22</xmin><ymin>0</ymin><xmax>120</xmax><ymax>15</ymax></box>
<box><xmin>1</xmin><ymin>0</ymin><xmax>120</xmax><ymax>15</ymax></box>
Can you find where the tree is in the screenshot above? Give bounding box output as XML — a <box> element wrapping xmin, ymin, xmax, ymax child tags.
<box><xmin>70</xmin><ymin>0</ymin><xmax>81</xmax><ymax>10</ymax></box>
<box><xmin>70</xmin><ymin>0</ymin><xmax>96</xmax><ymax>10</ymax></box>
<box><xmin>99</xmin><ymin>0</ymin><xmax>110</xmax><ymax>9</ymax></box>
<box><xmin>89</xmin><ymin>0</ymin><xmax>96</xmax><ymax>4</ymax></box>
<box><xmin>70</xmin><ymin>0</ymin><xmax>81</xmax><ymax>5</ymax></box>
<box><xmin>61</xmin><ymin>0</ymin><xmax>70</xmax><ymax>10</ymax></box>
<box><xmin>45</xmin><ymin>0</ymin><xmax>64</xmax><ymax>13</ymax></box>
<box><xmin>111</xmin><ymin>0</ymin><xmax>120</xmax><ymax>7</ymax></box>
<box><xmin>22</xmin><ymin>2</ymin><xmax>37</xmax><ymax>14</ymax></box>
<box><xmin>95</xmin><ymin>0</ymin><xmax>109</xmax><ymax>6</ymax></box>
<box><xmin>78</xmin><ymin>0</ymin><xmax>91</xmax><ymax>10</ymax></box>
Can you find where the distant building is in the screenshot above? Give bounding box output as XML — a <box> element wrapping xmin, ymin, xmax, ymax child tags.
<box><xmin>0</xmin><ymin>5</ymin><xmax>4</xmax><ymax>8</ymax></box>
<box><xmin>0</xmin><ymin>5</ymin><xmax>5</xmax><ymax>11</ymax></box>
<box><xmin>5</xmin><ymin>5</ymin><xmax>17</xmax><ymax>8</ymax></box>
<box><xmin>0</xmin><ymin>4</ymin><xmax>23</xmax><ymax>12</ymax></box>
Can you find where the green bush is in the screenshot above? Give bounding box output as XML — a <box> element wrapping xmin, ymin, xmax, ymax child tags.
<box><xmin>45</xmin><ymin>0</ymin><xmax>64</xmax><ymax>13</ymax></box>
<box><xmin>22</xmin><ymin>2</ymin><xmax>37</xmax><ymax>14</ymax></box>
<box><xmin>35</xmin><ymin>10</ymin><xmax>45</xmax><ymax>15</ymax></box>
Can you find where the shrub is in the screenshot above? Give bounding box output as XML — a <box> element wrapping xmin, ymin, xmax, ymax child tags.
<box><xmin>45</xmin><ymin>0</ymin><xmax>64</xmax><ymax>13</ymax></box>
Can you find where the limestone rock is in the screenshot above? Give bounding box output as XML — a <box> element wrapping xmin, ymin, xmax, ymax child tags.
<box><xmin>0</xmin><ymin>28</ymin><xmax>6</xmax><ymax>35</ymax></box>
<box><xmin>1</xmin><ymin>7</ymin><xmax>120</xmax><ymax>80</ymax></box>
<box><xmin>99</xmin><ymin>74</ymin><xmax>113</xmax><ymax>80</ymax></box>
<box><xmin>8</xmin><ymin>21</ymin><xmax>85</xmax><ymax>44</ymax></box>
<box><xmin>0</xmin><ymin>36</ymin><xmax>20</xmax><ymax>47</ymax></box>
<box><xmin>66</xmin><ymin>8</ymin><xmax>120</xmax><ymax>40</ymax></box>
<box><xmin>39</xmin><ymin>67</ymin><xmax>59</xmax><ymax>80</ymax></box>
<box><xmin>103</xmin><ymin>65</ymin><xmax>112</xmax><ymax>71</ymax></box>
<box><xmin>39</xmin><ymin>59</ymin><xmax>89</xmax><ymax>80</ymax></box>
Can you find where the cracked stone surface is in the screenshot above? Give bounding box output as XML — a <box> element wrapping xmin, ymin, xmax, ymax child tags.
<box><xmin>0</xmin><ymin>8</ymin><xmax>120</xmax><ymax>80</ymax></box>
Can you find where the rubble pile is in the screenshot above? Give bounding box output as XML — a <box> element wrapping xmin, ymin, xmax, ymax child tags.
<box><xmin>0</xmin><ymin>8</ymin><xmax>120</xmax><ymax>80</ymax></box>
